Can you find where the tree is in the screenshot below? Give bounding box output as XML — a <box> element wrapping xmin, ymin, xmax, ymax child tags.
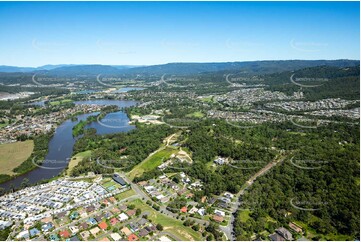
<box><xmin>156</xmin><ymin>224</ymin><xmax>163</xmax><ymax>231</ymax></box>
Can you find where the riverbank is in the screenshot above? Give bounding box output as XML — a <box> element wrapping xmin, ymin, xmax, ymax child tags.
<box><xmin>0</xmin><ymin>100</ymin><xmax>138</xmax><ymax>192</ymax></box>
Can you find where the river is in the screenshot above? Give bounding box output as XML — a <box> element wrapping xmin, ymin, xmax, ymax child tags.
<box><xmin>0</xmin><ymin>100</ymin><xmax>137</xmax><ymax>191</ymax></box>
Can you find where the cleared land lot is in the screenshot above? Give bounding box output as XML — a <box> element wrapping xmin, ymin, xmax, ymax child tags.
<box><xmin>0</xmin><ymin>140</ymin><xmax>34</xmax><ymax>175</ymax></box>
<box><xmin>127</xmin><ymin>147</ymin><xmax>178</xmax><ymax>180</ymax></box>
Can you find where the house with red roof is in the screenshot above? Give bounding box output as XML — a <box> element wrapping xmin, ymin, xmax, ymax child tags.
<box><xmin>110</xmin><ymin>217</ymin><xmax>119</xmax><ymax>226</ymax></box>
<box><xmin>126</xmin><ymin>209</ymin><xmax>136</xmax><ymax>217</ymax></box>
<box><xmin>102</xmin><ymin>199</ymin><xmax>109</xmax><ymax>205</ymax></box>
<box><xmin>212</xmin><ymin>215</ymin><xmax>224</xmax><ymax>223</ymax></box>
<box><xmin>98</xmin><ymin>221</ymin><xmax>108</xmax><ymax>231</ymax></box>
<box><xmin>180</xmin><ymin>206</ymin><xmax>187</xmax><ymax>213</ymax></box>
<box><xmin>128</xmin><ymin>234</ymin><xmax>139</xmax><ymax>241</ymax></box>
<box><xmin>59</xmin><ymin>230</ymin><xmax>71</xmax><ymax>239</ymax></box>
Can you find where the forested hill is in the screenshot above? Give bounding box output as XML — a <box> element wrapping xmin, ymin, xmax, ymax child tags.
<box><xmin>0</xmin><ymin>60</ymin><xmax>359</xmax><ymax>76</ymax></box>
<box><xmin>265</xmin><ymin>65</ymin><xmax>360</xmax><ymax>101</ymax></box>
<box><xmin>120</xmin><ymin>60</ymin><xmax>359</xmax><ymax>75</ymax></box>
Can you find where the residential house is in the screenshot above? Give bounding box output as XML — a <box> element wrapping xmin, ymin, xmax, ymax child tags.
<box><xmin>41</xmin><ymin>222</ymin><xmax>53</xmax><ymax>232</ymax></box>
<box><xmin>128</xmin><ymin>234</ymin><xmax>139</xmax><ymax>241</ymax></box>
<box><xmin>69</xmin><ymin>226</ymin><xmax>79</xmax><ymax>234</ymax></box>
<box><xmin>90</xmin><ymin>227</ymin><xmax>100</xmax><ymax>237</ymax></box>
<box><xmin>289</xmin><ymin>222</ymin><xmax>303</xmax><ymax>234</ymax></box>
<box><xmin>110</xmin><ymin>218</ymin><xmax>119</xmax><ymax>226</ymax></box>
<box><xmin>138</xmin><ymin>228</ymin><xmax>149</xmax><ymax>237</ymax></box>
<box><xmin>180</xmin><ymin>206</ymin><xmax>187</xmax><ymax>213</ymax></box>
<box><xmin>126</xmin><ymin>209</ymin><xmax>136</xmax><ymax>217</ymax></box>
<box><xmin>98</xmin><ymin>221</ymin><xmax>108</xmax><ymax>231</ymax></box>
<box><xmin>213</xmin><ymin>215</ymin><xmax>224</xmax><ymax>223</ymax></box>
<box><xmin>119</xmin><ymin>213</ymin><xmax>129</xmax><ymax>222</ymax></box>
<box><xmin>110</xmin><ymin>233</ymin><xmax>122</xmax><ymax>241</ymax></box>
<box><xmin>214</xmin><ymin>209</ymin><xmax>225</xmax><ymax>217</ymax></box>
<box><xmin>121</xmin><ymin>227</ymin><xmax>132</xmax><ymax>236</ymax></box>
<box><xmin>276</xmin><ymin>227</ymin><xmax>293</xmax><ymax>241</ymax></box>
<box><xmin>80</xmin><ymin>231</ymin><xmax>90</xmax><ymax>240</ymax></box>
<box><xmin>59</xmin><ymin>230</ymin><xmax>71</xmax><ymax>239</ymax></box>
<box><xmin>79</xmin><ymin>222</ymin><xmax>88</xmax><ymax>231</ymax></box>
<box><xmin>29</xmin><ymin>228</ymin><xmax>40</xmax><ymax>237</ymax></box>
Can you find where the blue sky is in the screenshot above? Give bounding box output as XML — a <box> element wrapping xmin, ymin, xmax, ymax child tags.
<box><xmin>0</xmin><ymin>1</ymin><xmax>359</xmax><ymax>67</ymax></box>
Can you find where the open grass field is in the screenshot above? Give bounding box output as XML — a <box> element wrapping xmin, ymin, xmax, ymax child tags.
<box><xmin>0</xmin><ymin>120</ymin><xmax>9</xmax><ymax>128</ymax></box>
<box><xmin>67</xmin><ymin>150</ymin><xmax>91</xmax><ymax>175</ymax></box>
<box><xmin>238</xmin><ymin>209</ymin><xmax>251</xmax><ymax>223</ymax></box>
<box><xmin>114</xmin><ymin>189</ymin><xmax>137</xmax><ymax>201</ymax></box>
<box><xmin>200</xmin><ymin>96</ymin><xmax>214</xmax><ymax>103</ymax></box>
<box><xmin>0</xmin><ymin>140</ymin><xmax>34</xmax><ymax>175</ymax></box>
<box><xmin>128</xmin><ymin>147</ymin><xmax>178</xmax><ymax>180</ymax></box>
<box><xmin>186</xmin><ymin>111</ymin><xmax>204</xmax><ymax>118</ymax></box>
<box><xmin>294</xmin><ymin>219</ymin><xmax>353</xmax><ymax>241</ymax></box>
<box><xmin>128</xmin><ymin>199</ymin><xmax>202</xmax><ymax>241</ymax></box>
<box><xmin>50</xmin><ymin>99</ymin><xmax>73</xmax><ymax>106</ymax></box>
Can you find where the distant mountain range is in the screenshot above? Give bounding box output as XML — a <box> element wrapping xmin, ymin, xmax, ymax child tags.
<box><xmin>0</xmin><ymin>60</ymin><xmax>359</xmax><ymax>76</ymax></box>
<box><xmin>0</xmin><ymin>64</ymin><xmax>138</xmax><ymax>73</ymax></box>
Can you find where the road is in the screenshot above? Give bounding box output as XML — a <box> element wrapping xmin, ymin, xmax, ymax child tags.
<box><xmin>118</xmin><ymin>171</ymin><xmax>209</xmax><ymax>227</ymax></box>
<box><xmin>220</xmin><ymin>154</ymin><xmax>288</xmax><ymax>240</ymax></box>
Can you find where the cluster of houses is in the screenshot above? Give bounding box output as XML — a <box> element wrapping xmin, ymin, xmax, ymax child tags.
<box><xmin>0</xmin><ymin>104</ymin><xmax>103</xmax><ymax>144</ymax></box>
<box><xmin>265</xmin><ymin>98</ymin><xmax>358</xmax><ymax>112</ymax></box>
<box><xmin>139</xmin><ymin>173</ymin><xmax>203</xmax><ymax>206</ymax></box>
<box><xmin>0</xmin><ymin>92</ymin><xmax>35</xmax><ymax>101</ymax></box>
<box><xmin>0</xmin><ymin>177</ymin><xmax>128</xmax><ymax>233</ymax></box>
<box><xmin>15</xmin><ymin>194</ymin><xmax>161</xmax><ymax>241</ymax></box>
<box><xmin>207</xmin><ymin>109</ymin><xmax>289</xmax><ymax>124</ymax></box>
<box><xmin>214</xmin><ymin>88</ymin><xmax>301</xmax><ymax>108</ymax></box>
<box><xmin>157</xmin><ymin>152</ymin><xmax>192</xmax><ymax>170</ymax></box>
<box><xmin>308</xmin><ymin>107</ymin><xmax>360</xmax><ymax>120</ymax></box>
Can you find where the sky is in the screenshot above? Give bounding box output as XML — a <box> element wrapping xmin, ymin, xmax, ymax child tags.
<box><xmin>0</xmin><ymin>1</ymin><xmax>359</xmax><ymax>67</ymax></box>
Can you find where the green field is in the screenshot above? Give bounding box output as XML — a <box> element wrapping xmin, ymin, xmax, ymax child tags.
<box><xmin>128</xmin><ymin>147</ymin><xmax>178</xmax><ymax>180</ymax></box>
<box><xmin>50</xmin><ymin>99</ymin><xmax>73</xmax><ymax>106</ymax></box>
<box><xmin>294</xmin><ymin>219</ymin><xmax>353</xmax><ymax>241</ymax></box>
<box><xmin>0</xmin><ymin>120</ymin><xmax>9</xmax><ymax>128</ymax></box>
<box><xmin>186</xmin><ymin>111</ymin><xmax>204</xmax><ymax>118</ymax></box>
<box><xmin>114</xmin><ymin>189</ymin><xmax>137</xmax><ymax>201</ymax></box>
<box><xmin>128</xmin><ymin>199</ymin><xmax>202</xmax><ymax>241</ymax></box>
<box><xmin>67</xmin><ymin>150</ymin><xmax>91</xmax><ymax>175</ymax></box>
<box><xmin>0</xmin><ymin>140</ymin><xmax>34</xmax><ymax>175</ymax></box>
<box><xmin>200</xmin><ymin>96</ymin><xmax>214</xmax><ymax>103</ymax></box>
<box><xmin>238</xmin><ymin>209</ymin><xmax>251</xmax><ymax>223</ymax></box>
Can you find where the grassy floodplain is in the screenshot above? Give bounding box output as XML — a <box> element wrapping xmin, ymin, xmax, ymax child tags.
<box><xmin>0</xmin><ymin>140</ymin><xmax>34</xmax><ymax>175</ymax></box>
